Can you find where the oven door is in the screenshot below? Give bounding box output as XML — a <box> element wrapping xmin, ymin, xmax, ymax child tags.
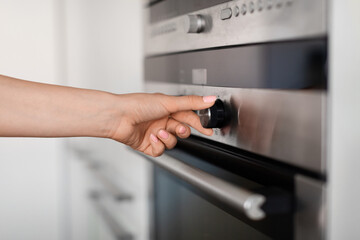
<box><xmin>142</xmin><ymin>137</ymin><xmax>325</xmax><ymax>240</ymax></box>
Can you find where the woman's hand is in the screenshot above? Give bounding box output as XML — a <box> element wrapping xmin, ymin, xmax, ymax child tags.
<box><xmin>0</xmin><ymin>75</ymin><xmax>216</xmax><ymax>157</ymax></box>
<box><xmin>109</xmin><ymin>93</ymin><xmax>216</xmax><ymax>157</ymax></box>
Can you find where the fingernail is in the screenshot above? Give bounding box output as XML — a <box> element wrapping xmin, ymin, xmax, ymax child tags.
<box><xmin>203</xmin><ymin>95</ymin><xmax>217</xmax><ymax>103</ymax></box>
<box><xmin>150</xmin><ymin>134</ymin><xmax>159</xmax><ymax>143</ymax></box>
<box><xmin>159</xmin><ymin>130</ymin><xmax>169</xmax><ymax>139</ymax></box>
<box><xmin>179</xmin><ymin>126</ymin><xmax>186</xmax><ymax>134</ymax></box>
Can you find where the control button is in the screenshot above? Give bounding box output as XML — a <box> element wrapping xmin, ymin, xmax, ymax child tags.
<box><xmin>234</xmin><ymin>6</ymin><xmax>240</xmax><ymax>17</ymax></box>
<box><xmin>249</xmin><ymin>2</ymin><xmax>255</xmax><ymax>13</ymax></box>
<box><xmin>241</xmin><ymin>4</ymin><xmax>247</xmax><ymax>15</ymax></box>
<box><xmin>267</xmin><ymin>0</ymin><xmax>273</xmax><ymax>9</ymax></box>
<box><xmin>258</xmin><ymin>0</ymin><xmax>264</xmax><ymax>11</ymax></box>
<box><xmin>184</xmin><ymin>15</ymin><xmax>206</xmax><ymax>33</ymax></box>
<box><xmin>198</xmin><ymin>99</ymin><xmax>230</xmax><ymax>128</ymax></box>
<box><xmin>220</xmin><ymin>8</ymin><xmax>232</xmax><ymax>20</ymax></box>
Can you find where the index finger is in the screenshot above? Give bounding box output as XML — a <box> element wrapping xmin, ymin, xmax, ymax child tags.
<box><xmin>162</xmin><ymin>95</ymin><xmax>217</xmax><ymax>113</ymax></box>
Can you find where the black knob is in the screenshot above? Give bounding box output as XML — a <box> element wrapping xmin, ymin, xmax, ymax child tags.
<box><xmin>198</xmin><ymin>99</ymin><xmax>229</xmax><ymax>128</ymax></box>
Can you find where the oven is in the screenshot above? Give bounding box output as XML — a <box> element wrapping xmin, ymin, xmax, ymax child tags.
<box><xmin>142</xmin><ymin>0</ymin><xmax>327</xmax><ymax>239</ymax></box>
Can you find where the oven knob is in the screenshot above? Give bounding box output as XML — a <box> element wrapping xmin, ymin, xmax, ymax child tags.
<box><xmin>184</xmin><ymin>14</ymin><xmax>206</xmax><ymax>33</ymax></box>
<box><xmin>198</xmin><ymin>99</ymin><xmax>229</xmax><ymax>128</ymax></box>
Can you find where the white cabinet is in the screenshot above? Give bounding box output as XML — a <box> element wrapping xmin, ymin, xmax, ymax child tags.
<box><xmin>63</xmin><ymin>0</ymin><xmax>148</xmax><ymax>239</ymax></box>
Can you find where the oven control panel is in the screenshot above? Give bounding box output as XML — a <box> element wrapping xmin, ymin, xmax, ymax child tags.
<box><xmin>145</xmin><ymin>82</ymin><xmax>325</xmax><ymax>174</ymax></box>
<box><xmin>144</xmin><ymin>0</ymin><xmax>326</xmax><ymax>56</ymax></box>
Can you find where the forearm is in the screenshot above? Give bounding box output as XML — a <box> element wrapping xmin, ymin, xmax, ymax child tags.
<box><xmin>0</xmin><ymin>75</ymin><xmax>118</xmax><ymax>138</ymax></box>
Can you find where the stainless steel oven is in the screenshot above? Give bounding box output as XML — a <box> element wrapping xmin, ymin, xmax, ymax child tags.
<box><xmin>143</xmin><ymin>0</ymin><xmax>327</xmax><ymax>239</ymax></box>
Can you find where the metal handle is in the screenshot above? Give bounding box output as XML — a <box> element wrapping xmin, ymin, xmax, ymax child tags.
<box><xmin>89</xmin><ymin>165</ymin><xmax>132</xmax><ymax>201</ymax></box>
<box><xmin>91</xmin><ymin>194</ymin><xmax>133</xmax><ymax>240</ymax></box>
<box><xmin>142</xmin><ymin>153</ymin><xmax>266</xmax><ymax>221</ymax></box>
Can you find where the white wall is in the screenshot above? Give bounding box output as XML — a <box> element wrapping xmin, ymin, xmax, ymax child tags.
<box><xmin>0</xmin><ymin>0</ymin><xmax>146</xmax><ymax>239</ymax></box>
<box><xmin>328</xmin><ymin>0</ymin><xmax>360</xmax><ymax>239</ymax></box>
<box><xmin>0</xmin><ymin>0</ymin><xmax>64</xmax><ymax>240</ymax></box>
<box><xmin>64</xmin><ymin>0</ymin><xmax>143</xmax><ymax>93</ymax></box>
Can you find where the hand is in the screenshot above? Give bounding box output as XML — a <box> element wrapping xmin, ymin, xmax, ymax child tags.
<box><xmin>109</xmin><ymin>93</ymin><xmax>217</xmax><ymax>157</ymax></box>
<box><xmin>0</xmin><ymin>75</ymin><xmax>215</xmax><ymax>156</ymax></box>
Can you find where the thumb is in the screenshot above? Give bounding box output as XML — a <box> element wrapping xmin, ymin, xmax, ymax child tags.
<box><xmin>163</xmin><ymin>95</ymin><xmax>217</xmax><ymax>113</ymax></box>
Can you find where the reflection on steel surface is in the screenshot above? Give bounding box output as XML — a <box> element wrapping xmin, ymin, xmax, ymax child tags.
<box><xmin>146</xmin><ymin>83</ymin><xmax>325</xmax><ymax>173</ymax></box>
<box><xmin>141</xmin><ymin>152</ymin><xmax>267</xmax><ymax>220</ymax></box>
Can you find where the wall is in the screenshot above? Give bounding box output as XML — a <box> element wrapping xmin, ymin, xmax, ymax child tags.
<box><xmin>0</xmin><ymin>1</ymin><xmax>146</xmax><ymax>239</ymax></box>
<box><xmin>328</xmin><ymin>0</ymin><xmax>360</xmax><ymax>239</ymax></box>
<box><xmin>0</xmin><ymin>0</ymin><xmax>64</xmax><ymax>240</ymax></box>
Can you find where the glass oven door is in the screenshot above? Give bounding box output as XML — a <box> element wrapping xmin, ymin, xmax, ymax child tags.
<box><xmin>154</xmin><ymin>166</ymin><xmax>273</xmax><ymax>240</ymax></box>
<box><xmin>147</xmin><ymin>137</ymin><xmax>299</xmax><ymax>240</ymax></box>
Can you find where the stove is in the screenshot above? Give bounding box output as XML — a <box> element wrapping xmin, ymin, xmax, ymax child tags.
<box><xmin>143</xmin><ymin>1</ymin><xmax>327</xmax><ymax>239</ymax></box>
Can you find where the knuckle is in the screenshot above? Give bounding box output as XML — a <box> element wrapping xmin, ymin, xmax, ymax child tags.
<box><xmin>186</xmin><ymin>95</ymin><xmax>196</xmax><ymax>107</ymax></box>
<box><xmin>161</xmin><ymin>94</ymin><xmax>177</xmax><ymax>112</ymax></box>
<box><xmin>152</xmin><ymin>151</ymin><xmax>161</xmax><ymax>157</ymax></box>
<box><xmin>183</xmin><ymin>112</ymin><xmax>199</xmax><ymax>125</ymax></box>
<box><xmin>188</xmin><ymin>112</ymin><xmax>198</xmax><ymax>122</ymax></box>
<box><xmin>153</xmin><ymin>145</ymin><xmax>165</xmax><ymax>157</ymax></box>
<box><xmin>153</xmin><ymin>153</ymin><xmax>160</xmax><ymax>157</ymax></box>
<box><xmin>167</xmin><ymin>139</ymin><xmax>177</xmax><ymax>149</ymax></box>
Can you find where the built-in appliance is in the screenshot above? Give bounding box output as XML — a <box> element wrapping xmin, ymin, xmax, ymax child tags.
<box><xmin>143</xmin><ymin>0</ymin><xmax>327</xmax><ymax>239</ymax></box>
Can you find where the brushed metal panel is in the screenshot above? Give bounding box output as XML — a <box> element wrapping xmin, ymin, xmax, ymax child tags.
<box><xmin>145</xmin><ymin>83</ymin><xmax>326</xmax><ymax>173</ymax></box>
<box><xmin>144</xmin><ymin>39</ymin><xmax>327</xmax><ymax>89</ymax></box>
<box><xmin>295</xmin><ymin>175</ymin><xmax>326</xmax><ymax>240</ymax></box>
<box><xmin>144</xmin><ymin>0</ymin><xmax>327</xmax><ymax>56</ymax></box>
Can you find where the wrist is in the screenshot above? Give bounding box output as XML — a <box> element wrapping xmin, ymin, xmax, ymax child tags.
<box><xmin>101</xmin><ymin>93</ymin><xmax>127</xmax><ymax>140</ymax></box>
<box><xmin>83</xmin><ymin>91</ymin><xmax>123</xmax><ymax>139</ymax></box>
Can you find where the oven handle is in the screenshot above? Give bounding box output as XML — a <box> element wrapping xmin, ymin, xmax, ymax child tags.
<box><xmin>143</xmin><ymin>153</ymin><xmax>267</xmax><ymax>221</ymax></box>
